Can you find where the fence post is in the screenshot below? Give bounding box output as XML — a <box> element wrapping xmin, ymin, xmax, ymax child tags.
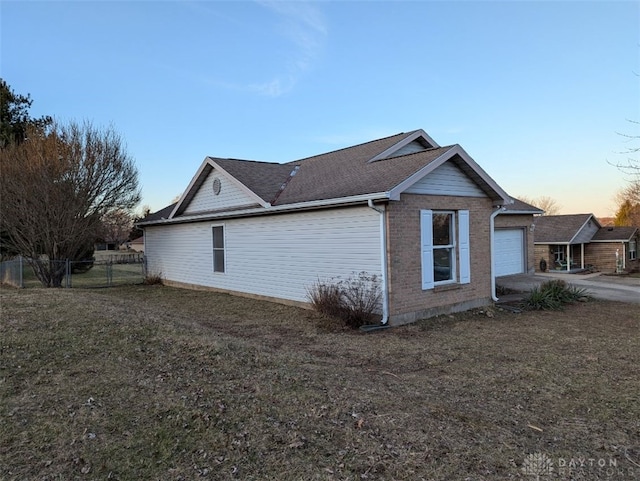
<box><xmin>66</xmin><ymin>259</ymin><xmax>71</xmax><ymax>288</ymax></box>
<box><xmin>107</xmin><ymin>261</ymin><xmax>112</xmax><ymax>286</ymax></box>
<box><xmin>19</xmin><ymin>255</ymin><xmax>24</xmax><ymax>288</ymax></box>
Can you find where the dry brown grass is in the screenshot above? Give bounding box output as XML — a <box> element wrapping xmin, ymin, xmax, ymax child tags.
<box><xmin>1</xmin><ymin>285</ymin><xmax>639</xmax><ymax>480</ymax></box>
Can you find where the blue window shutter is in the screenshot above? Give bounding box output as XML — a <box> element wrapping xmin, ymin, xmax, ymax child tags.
<box><xmin>420</xmin><ymin>210</ymin><xmax>434</xmax><ymax>290</ymax></box>
<box><xmin>458</xmin><ymin>210</ymin><xmax>470</xmax><ymax>284</ymax></box>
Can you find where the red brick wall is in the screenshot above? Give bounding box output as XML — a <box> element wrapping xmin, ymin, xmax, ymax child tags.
<box><xmin>386</xmin><ymin>194</ymin><xmax>494</xmax><ymax>324</ymax></box>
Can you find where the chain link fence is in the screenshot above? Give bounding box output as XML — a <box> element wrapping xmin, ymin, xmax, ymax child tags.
<box><xmin>0</xmin><ymin>255</ymin><xmax>146</xmax><ymax>288</ymax></box>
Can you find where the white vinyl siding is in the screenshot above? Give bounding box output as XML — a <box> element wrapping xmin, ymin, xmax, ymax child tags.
<box><xmin>145</xmin><ymin>207</ymin><xmax>382</xmax><ymax>303</ymax></box>
<box><xmin>183</xmin><ymin>169</ymin><xmax>258</xmax><ymax>214</ymax></box>
<box><xmin>406</xmin><ymin>162</ymin><xmax>486</xmax><ymax>197</ymax></box>
<box><xmin>420</xmin><ymin>209</ymin><xmax>470</xmax><ymax>290</ymax></box>
<box><xmin>391</xmin><ymin>140</ymin><xmax>429</xmax><ymax>157</ymax></box>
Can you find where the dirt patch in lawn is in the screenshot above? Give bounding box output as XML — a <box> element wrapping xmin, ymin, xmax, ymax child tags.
<box><xmin>1</xmin><ymin>285</ymin><xmax>639</xmax><ymax>480</ymax></box>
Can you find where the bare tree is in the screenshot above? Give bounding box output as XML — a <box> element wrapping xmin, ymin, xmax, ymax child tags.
<box><xmin>98</xmin><ymin>209</ymin><xmax>134</xmax><ymax>247</ymax></box>
<box><xmin>612</xmin><ymin>120</ymin><xmax>640</xmax><ymax>204</ymax></box>
<box><xmin>517</xmin><ymin>195</ymin><xmax>562</xmax><ymax>215</ymax></box>
<box><xmin>0</xmin><ymin>121</ymin><xmax>140</xmax><ymax>286</ymax></box>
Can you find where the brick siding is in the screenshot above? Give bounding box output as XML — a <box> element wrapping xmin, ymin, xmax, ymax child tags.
<box><xmin>535</xmin><ymin>237</ymin><xmax>640</xmax><ymax>273</ymax></box>
<box><xmin>534</xmin><ymin>244</ymin><xmax>552</xmax><ymax>272</ymax></box>
<box><xmin>386</xmin><ymin>194</ymin><xmax>494</xmax><ymax>324</ymax></box>
<box><xmin>585</xmin><ymin>240</ymin><xmax>640</xmax><ymax>273</ymax></box>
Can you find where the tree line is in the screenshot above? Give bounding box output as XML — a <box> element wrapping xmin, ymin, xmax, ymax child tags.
<box><xmin>0</xmin><ymin>79</ymin><xmax>144</xmax><ymax>287</ymax></box>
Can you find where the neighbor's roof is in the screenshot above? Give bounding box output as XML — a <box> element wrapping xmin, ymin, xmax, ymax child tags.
<box><xmin>533</xmin><ymin>214</ymin><xmax>599</xmax><ymax>244</ymax></box>
<box><xmin>143</xmin><ymin>203</ymin><xmax>177</xmax><ymax>223</ymax></box>
<box><xmin>591</xmin><ymin>226</ymin><xmax>638</xmax><ymax>242</ymax></box>
<box><xmin>142</xmin><ymin>129</ymin><xmax>512</xmax><ymax>224</ymax></box>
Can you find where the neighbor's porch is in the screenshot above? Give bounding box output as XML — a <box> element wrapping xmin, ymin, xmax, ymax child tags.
<box><xmin>542</xmin><ymin>243</ymin><xmax>589</xmax><ymax>273</ymax></box>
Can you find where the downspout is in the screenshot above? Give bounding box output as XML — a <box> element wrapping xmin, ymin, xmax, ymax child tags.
<box><xmin>490</xmin><ymin>206</ymin><xmax>506</xmax><ymax>302</ymax></box>
<box><xmin>368</xmin><ymin>199</ymin><xmax>389</xmax><ymax>324</ymax></box>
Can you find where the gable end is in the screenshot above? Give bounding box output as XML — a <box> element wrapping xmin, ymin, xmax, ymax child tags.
<box><xmin>368</xmin><ymin>129</ymin><xmax>440</xmax><ymax>162</ymax></box>
<box><xmin>405</xmin><ymin>161</ymin><xmax>486</xmax><ymax>197</ymax></box>
<box><xmin>182</xmin><ymin>167</ymin><xmax>261</xmax><ymax>215</ymax></box>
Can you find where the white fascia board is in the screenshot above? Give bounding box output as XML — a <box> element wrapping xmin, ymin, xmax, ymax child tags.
<box><xmin>169</xmin><ymin>157</ymin><xmax>271</xmax><ymax>219</ymax></box>
<box><xmin>567</xmin><ymin>215</ymin><xmax>600</xmax><ymax>244</ymax></box>
<box><xmin>169</xmin><ymin>157</ymin><xmax>213</xmax><ymax>219</ymax></box>
<box><xmin>589</xmin><ymin>239</ymin><xmax>629</xmax><ymax>243</ymax></box>
<box><xmin>142</xmin><ymin>192</ymin><xmax>391</xmax><ymax>226</ymax></box>
<box><xmin>499</xmin><ymin>210</ymin><xmax>543</xmax><ymax>215</ymax></box>
<box><xmin>368</xmin><ymin>129</ymin><xmax>440</xmax><ymax>163</ymax></box>
<box><xmin>388</xmin><ymin>145</ymin><xmax>512</xmax><ymax>205</ymax></box>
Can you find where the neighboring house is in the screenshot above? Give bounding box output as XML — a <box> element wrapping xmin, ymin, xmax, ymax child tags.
<box><xmin>95</xmin><ymin>241</ymin><xmax>118</xmax><ymax>251</ymax></box>
<box><xmin>533</xmin><ymin>214</ymin><xmax>639</xmax><ymax>273</ymax></box>
<box><xmin>587</xmin><ymin>226</ymin><xmax>639</xmax><ymax>272</ymax></box>
<box><xmin>140</xmin><ymin>129</ymin><xmax>535</xmax><ymax>325</ymax></box>
<box><xmin>129</xmin><ymin>236</ymin><xmax>145</xmax><ymax>253</ymax></box>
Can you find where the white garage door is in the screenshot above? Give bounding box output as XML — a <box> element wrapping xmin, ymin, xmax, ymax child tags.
<box><xmin>494</xmin><ymin>229</ymin><xmax>524</xmax><ymax>276</ymax></box>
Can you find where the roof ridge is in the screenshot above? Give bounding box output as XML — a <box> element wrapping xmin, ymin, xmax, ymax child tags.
<box><xmin>211</xmin><ymin>157</ymin><xmax>286</xmax><ymax>166</ymax></box>
<box><xmin>285</xmin><ymin>131</ymin><xmax>419</xmax><ymax>164</ymax></box>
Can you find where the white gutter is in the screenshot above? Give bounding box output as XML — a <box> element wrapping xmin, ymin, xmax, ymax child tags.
<box><xmin>368</xmin><ymin>199</ymin><xmax>389</xmax><ymax>325</ymax></box>
<box><xmin>490</xmin><ymin>206</ymin><xmax>506</xmax><ymax>301</ymax></box>
<box><xmin>138</xmin><ymin>192</ymin><xmax>391</xmax><ymax>226</ymax></box>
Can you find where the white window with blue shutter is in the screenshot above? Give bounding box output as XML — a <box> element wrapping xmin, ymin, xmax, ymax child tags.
<box><xmin>420</xmin><ymin>210</ymin><xmax>434</xmax><ymax>289</ymax></box>
<box><xmin>420</xmin><ymin>209</ymin><xmax>471</xmax><ymax>289</ymax></box>
<box><xmin>458</xmin><ymin>210</ymin><xmax>470</xmax><ymax>284</ymax></box>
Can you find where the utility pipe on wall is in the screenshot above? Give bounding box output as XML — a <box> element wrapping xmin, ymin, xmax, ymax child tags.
<box><xmin>490</xmin><ymin>206</ymin><xmax>506</xmax><ymax>302</ymax></box>
<box><xmin>368</xmin><ymin>199</ymin><xmax>389</xmax><ymax>324</ymax></box>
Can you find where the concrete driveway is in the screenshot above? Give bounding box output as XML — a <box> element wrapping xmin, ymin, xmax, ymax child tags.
<box><xmin>497</xmin><ymin>272</ymin><xmax>640</xmax><ymax>304</ymax></box>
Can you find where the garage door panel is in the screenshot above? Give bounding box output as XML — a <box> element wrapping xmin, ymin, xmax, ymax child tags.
<box><xmin>495</xmin><ymin>229</ymin><xmax>524</xmax><ymax>276</ymax></box>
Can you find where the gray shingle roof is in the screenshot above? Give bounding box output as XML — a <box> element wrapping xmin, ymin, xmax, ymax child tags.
<box><xmin>277</xmin><ymin>145</ymin><xmax>454</xmax><ymax>205</ymax></box>
<box><xmin>533</xmin><ymin>214</ymin><xmax>596</xmax><ymax>243</ymax></box>
<box><xmin>502</xmin><ymin>198</ymin><xmax>544</xmax><ymax>214</ymax></box>
<box><xmin>212</xmin><ymin>131</ymin><xmax>441</xmax><ymax>205</ymax></box>
<box><xmin>213</xmin><ymin>158</ymin><xmax>296</xmax><ymax>204</ymax></box>
<box><xmin>143</xmin><ymin>203</ymin><xmax>177</xmax><ymax>223</ymax></box>
<box><xmin>591</xmin><ymin>226</ymin><xmax>638</xmax><ymax>242</ymax></box>
<box><xmin>143</xmin><ymin>129</ymin><xmax>511</xmax><ymax>223</ymax></box>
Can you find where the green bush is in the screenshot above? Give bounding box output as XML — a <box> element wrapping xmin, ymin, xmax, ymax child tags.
<box><xmin>306</xmin><ymin>272</ymin><xmax>381</xmax><ymax>329</ymax></box>
<box><xmin>522</xmin><ymin>279</ymin><xmax>592</xmax><ymax>310</ymax></box>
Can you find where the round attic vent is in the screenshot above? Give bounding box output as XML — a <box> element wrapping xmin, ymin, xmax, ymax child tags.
<box><xmin>212</xmin><ymin>177</ymin><xmax>222</xmax><ymax>195</ymax></box>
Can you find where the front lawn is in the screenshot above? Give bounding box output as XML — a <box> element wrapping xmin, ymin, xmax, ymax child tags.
<box><xmin>1</xmin><ymin>286</ymin><xmax>638</xmax><ymax>480</ymax></box>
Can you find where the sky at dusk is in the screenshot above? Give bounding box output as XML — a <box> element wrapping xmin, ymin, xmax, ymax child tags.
<box><xmin>2</xmin><ymin>1</ymin><xmax>639</xmax><ymax>217</ymax></box>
